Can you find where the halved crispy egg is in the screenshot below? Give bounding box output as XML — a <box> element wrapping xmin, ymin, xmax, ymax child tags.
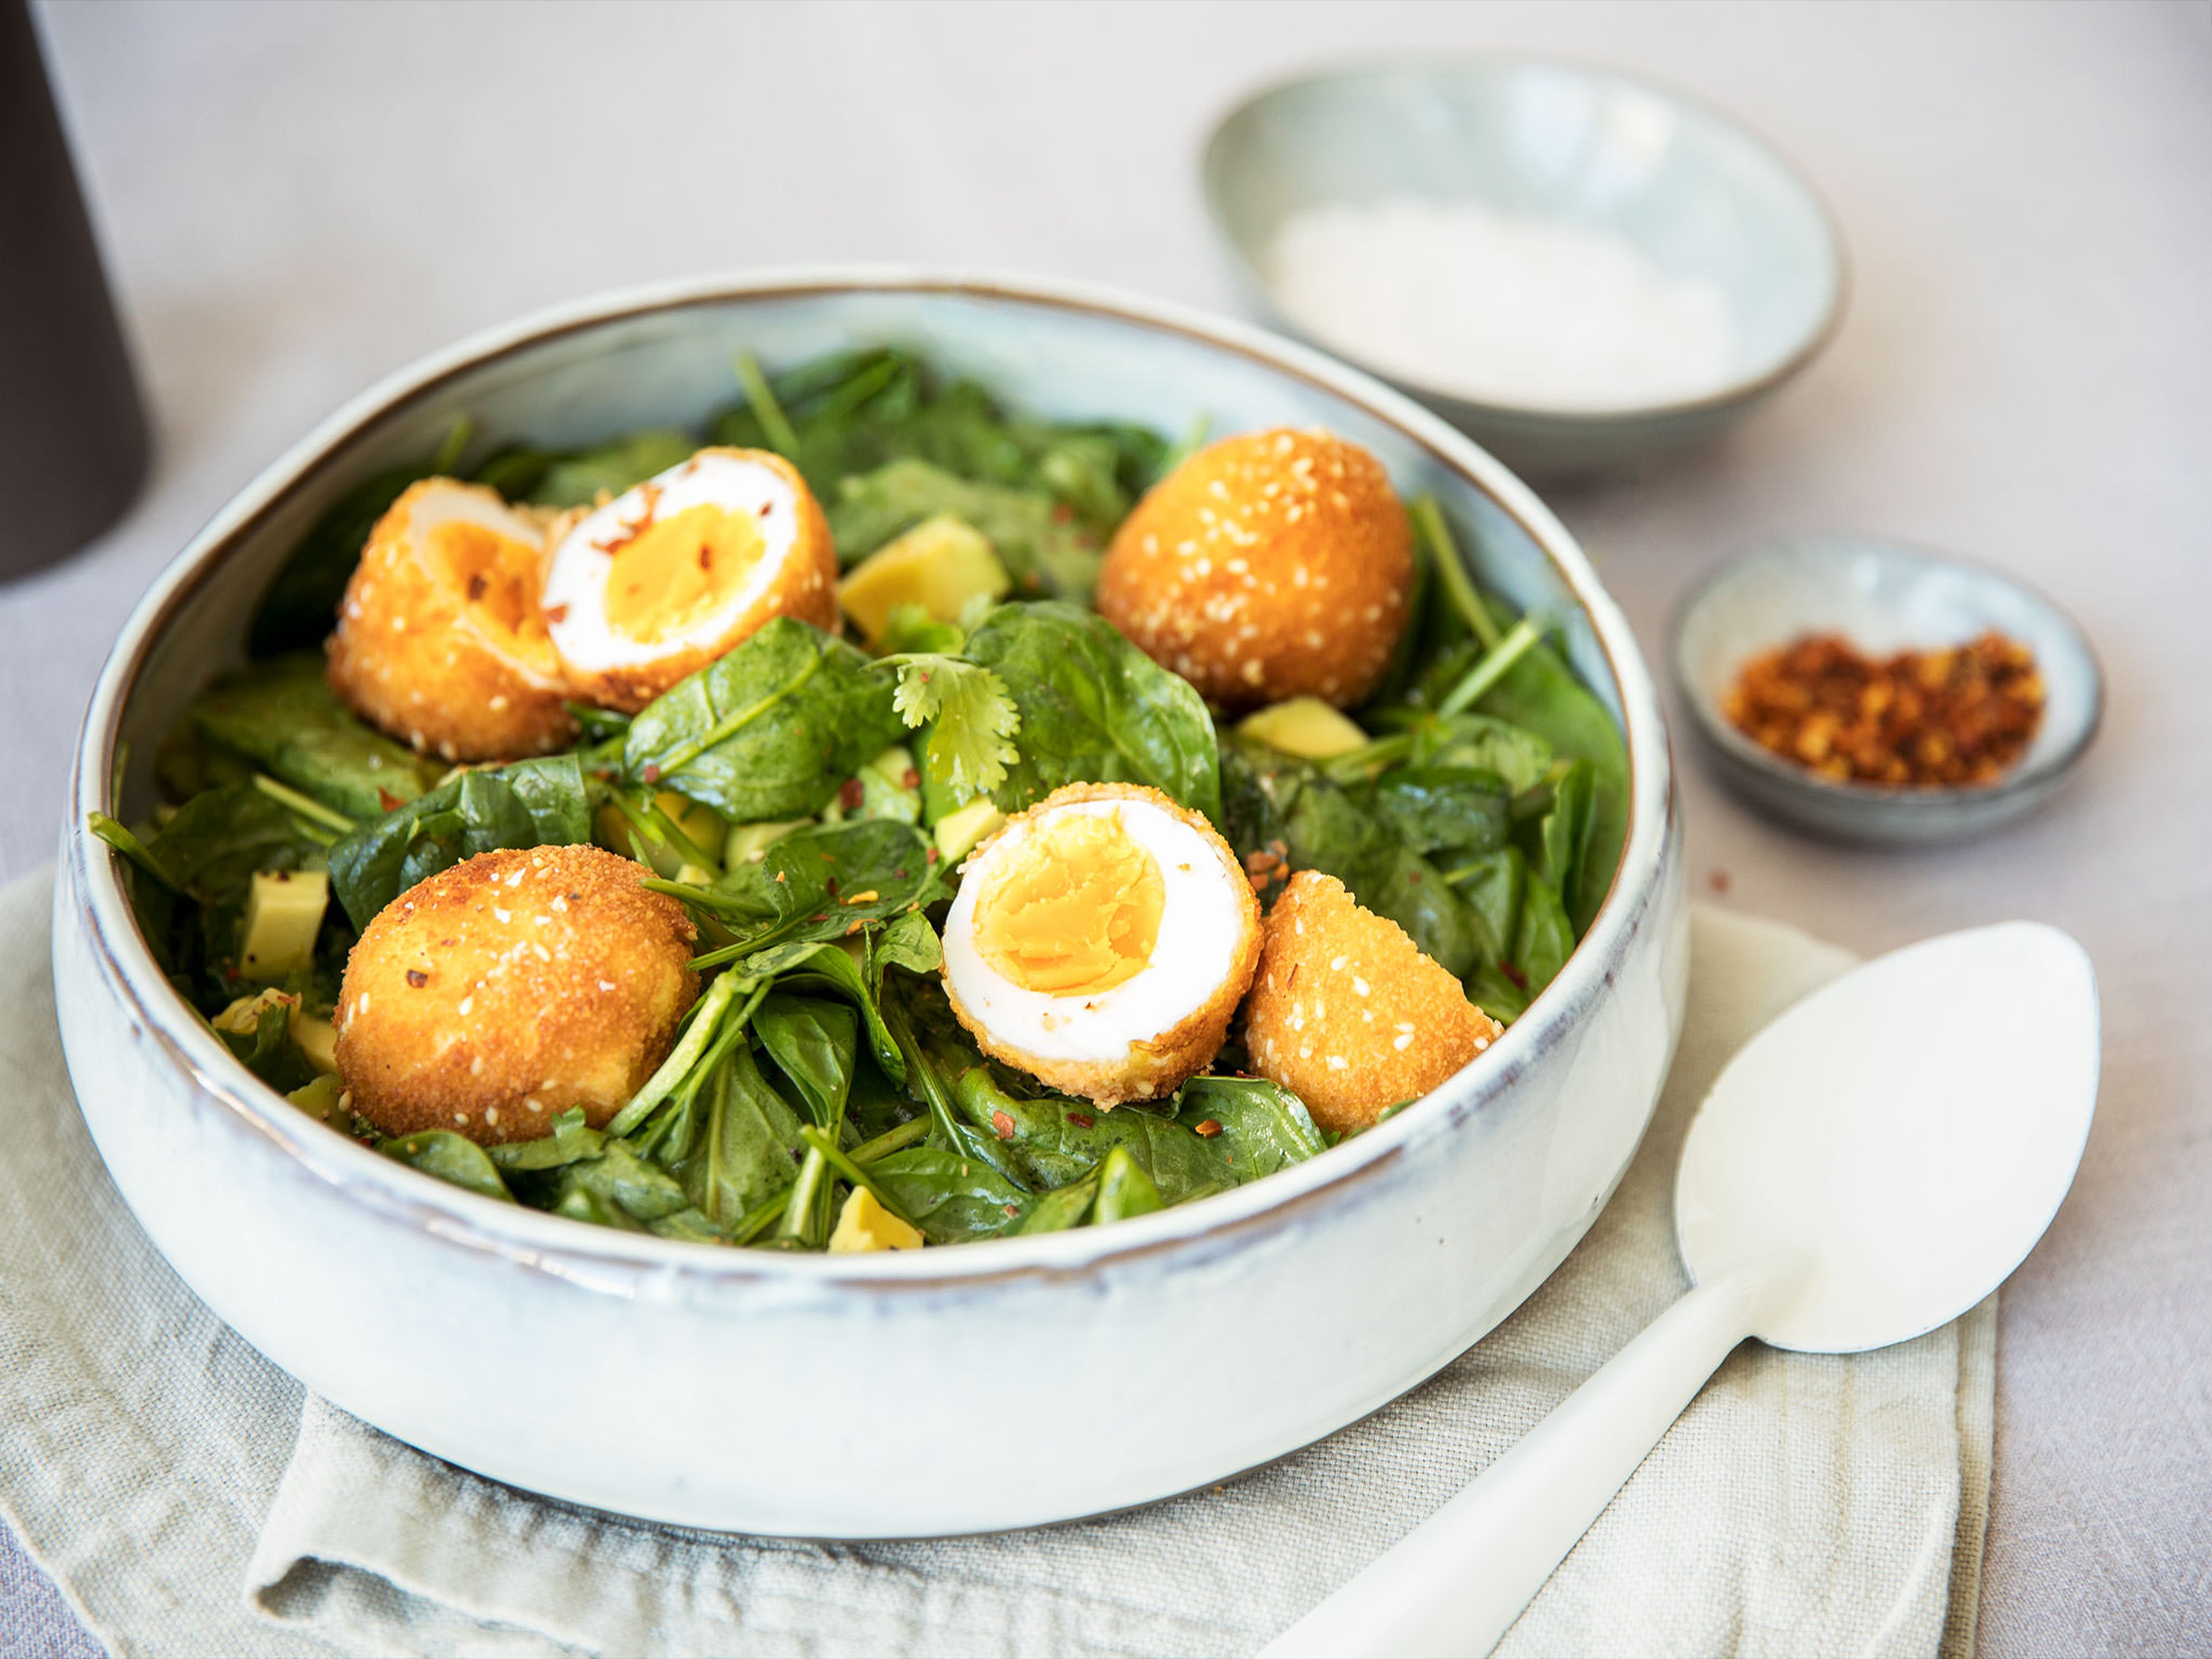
<box><xmin>326</xmin><ymin>478</ymin><xmax>572</xmax><ymax>762</ymax></box>
<box><xmin>541</xmin><ymin>447</ymin><xmax>839</xmax><ymax>713</ymax></box>
<box><xmin>941</xmin><ymin>782</ymin><xmax>1262</xmax><ymax>1107</ymax></box>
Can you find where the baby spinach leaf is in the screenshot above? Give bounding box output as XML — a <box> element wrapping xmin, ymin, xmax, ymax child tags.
<box><xmin>1523</xmin><ymin>759</ymin><xmax>1596</xmax><ymax>916</ymax></box>
<box><xmin>213</xmin><ymin>996</ymin><xmax>319</xmax><ymax>1094</ymax></box>
<box><xmin>950</xmin><ymin>602</ymin><xmax>1222</xmax><ymax>823</ymax></box>
<box><xmin>488</xmin><ymin>1108</ymin><xmax>607</xmax><ymax>1173</ymax></box>
<box><xmin>1414</xmin><ymin>713</ymin><xmax>1556</xmax><ymax>796</ymax></box>
<box><xmin>622</xmin><ymin>618</ymin><xmax>904</xmax><ymax>824</ymax></box>
<box><xmin>693</xmin><ymin>819</ymin><xmax>944</xmax><ymax>959</ymax></box>
<box><xmin>867</xmin><ymin>1146</ymin><xmax>1025</xmax><ymax>1244</ymax></box>
<box><xmin>753</xmin><ymin>993</ymin><xmax>857</xmax><ymax>1127</ymax></box>
<box><xmin>545</xmin><ymin>1139</ymin><xmax>698</xmax><ymax>1232</ymax></box>
<box><xmin>1514</xmin><ymin>872</ymin><xmax>1577</xmax><ymax>1002</ymax></box>
<box><xmin>1364</xmin><ymin>766</ymin><xmax>1512</xmax><ymax>859</ymax></box>
<box><xmin>872</xmin><ymin>907</ymin><xmax>943</xmax><ymax>979</ymax></box>
<box><xmin>1008</xmin><ymin>1169</ymin><xmax>1101</xmax><ymax>1234</ymax></box>
<box><xmin>670</xmin><ymin>1045</ymin><xmax>809</xmax><ymax>1230</ymax></box>
<box><xmin>326</xmin><ymin>754</ymin><xmax>591</xmax><ymax>929</ymax></box>
<box><xmin>527</xmin><ymin>430</ymin><xmax>696</xmax><ymax>509</ymax></box>
<box><xmin>1093</xmin><ymin>1145</ymin><xmax>1163</xmax><ymax>1226</ymax></box>
<box><xmin>1171</xmin><ymin>1077</ymin><xmax>1325</xmax><ymax>1177</ymax></box>
<box><xmin>1444</xmin><ymin>844</ymin><xmax>1525</xmax><ymax>966</ymax></box>
<box><xmin>185</xmin><ymin>653</ymin><xmax>442</xmax><ymax>821</ymax></box>
<box><xmin>147</xmin><ymin>782</ymin><xmax>327</xmax><ymax>904</ymax></box>
<box><xmin>380</xmin><ymin>1130</ymin><xmax>515</xmax><ymax>1204</ymax></box>
<box><xmin>948</xmin><ymin>1066</ymin><xmax>1233</xmax><ymax>1206</ymax></box>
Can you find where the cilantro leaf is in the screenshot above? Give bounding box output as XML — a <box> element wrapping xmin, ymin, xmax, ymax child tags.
<box><xmin>889</xmin><ymin>656</ymin><xmax>1021</xmax><ymax>804</ymax></box>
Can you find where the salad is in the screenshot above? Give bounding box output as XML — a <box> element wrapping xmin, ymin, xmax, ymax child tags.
<box><xmin>91</xmin><ymin>347</ymin><xmax>1626</xmax><ymax>1253</ymax></box>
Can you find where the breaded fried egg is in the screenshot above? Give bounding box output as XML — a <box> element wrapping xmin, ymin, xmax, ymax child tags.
<box><xmin>326</xmin><ymin>478</ymin><xmax>572</xmax><ymax>762</ymax></box>
<box><xmin>941</xmin><ymin>782</ymin><xmax>1261</xmax><ymax>1107</ymax></box>
<box><xmin>541</xmin><ymin>446</ymin><xmax>839</xmax><ymax>713</ymax></box>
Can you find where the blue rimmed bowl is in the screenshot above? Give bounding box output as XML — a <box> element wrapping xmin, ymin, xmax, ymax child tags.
<box><xmin>1673</xmin><ymin>535</ymin><xmax>2103</xmax><ymax>843</ymax></box>
<box><xmin>54</xmin><ymin>270</ymin><xmax>1687</xmax><ymax>1536</ymax></box>
<box><xmin>1203</xmin><ymin>57</ymin><xmax>1847</xmax><ymax>477</ymax></box>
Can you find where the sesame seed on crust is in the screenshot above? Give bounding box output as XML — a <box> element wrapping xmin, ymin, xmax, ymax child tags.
<box><xmin>1241</xmin><ymin>870</ymin><xmax>1503</xmax><ymax>1135</ymax></box>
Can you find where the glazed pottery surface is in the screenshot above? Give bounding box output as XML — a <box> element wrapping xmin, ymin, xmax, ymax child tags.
<box><xmin>1205</xmin><ymin>57</ymin><xmax>1846</xmax><ymax>478</ymax></box>
<box><xmin>55</xmin><ymin>271</ymin><xmax>1687</xmax><ymax>1536</ymax></box>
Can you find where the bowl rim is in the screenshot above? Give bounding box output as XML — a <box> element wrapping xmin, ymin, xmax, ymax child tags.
<box><xmin>64</xmin><ymin>264</ymin><xmax>1677</xmax><ymax>1293</ymax></box>
<box><xmin>1668</xmin><ymin>531</ymin><xmax>2105</xmax><ymax>813</ymax></box>
<box><xmin>1200</xmin><ymin>50</ymin><xmax>1853</xmax><ymax>426</ymax></box>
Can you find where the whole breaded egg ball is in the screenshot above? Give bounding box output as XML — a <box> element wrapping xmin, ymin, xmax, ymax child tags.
<box><xmin>941</xmin><ymin>782</ymin><xmax>1262</xmax><ymax>1107</ymax></box>
<box><xmin>1241</xmin><ymin>870</ymin><xmax>1504</xmax><ymax>1135</ymax></box>
<box><xmin>327</xmin><ymin>478</ymin><xmax>574</xmax><ymax>763</ymax></box>
<box><xmin>541</xmin><ymin>447</ymin><xmax>839</xmax><ymax>713</ymax></box>
<box><xmin>334</xmin><ymin>844</ymin><xmax>699</xmax><ymax>1145</ymax></box>
<box><xmin>1096</xmin><ymin>429</ymin><xmax>1414</xmax><ymax>712</ymax></box>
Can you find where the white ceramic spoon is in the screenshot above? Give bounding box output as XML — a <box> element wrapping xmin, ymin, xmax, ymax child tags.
<box><xmin>1264</xmin><ymin>922</ymin><xmax>2099</xmax><ymax>1659</ymax></box>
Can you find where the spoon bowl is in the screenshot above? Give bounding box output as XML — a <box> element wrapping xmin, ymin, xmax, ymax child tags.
<box><xmin>1267</xmin><ymin>922</ymin><xmax>2100</xmax><ymax>1657</ymax></box>
<box><xmin>1679</xmin><ymin>922</ymin><xmax>2099</xmax><ymax>1353</ymax></box>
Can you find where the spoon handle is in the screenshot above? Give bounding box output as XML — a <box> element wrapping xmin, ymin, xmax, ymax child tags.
<box><xmin>1261</xmin><ymin>1263</ymin><xmax>1798</xmax><ymax>1659</ymax></box>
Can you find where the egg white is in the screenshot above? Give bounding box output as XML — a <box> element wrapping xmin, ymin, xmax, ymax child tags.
<box><xmin>541</xmin><ymin>450</ymin><xmax>805</xmax><ymax>676</ymax></box>
<box><xmin>942</xmin><ymin>797</ymin><xmax>1249</xmax><ymax>1065</ymax></box>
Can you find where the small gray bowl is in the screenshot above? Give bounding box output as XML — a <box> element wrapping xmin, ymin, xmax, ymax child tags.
<box><xmin>1672</xmin><ymin>535</ymin><xmax>2102</xmax><ymax>844</ymax></box>
<box><xmin>1203</xmin><ymin>56</ymin><xmax>1847</xmax><ymax>478</ymax></box>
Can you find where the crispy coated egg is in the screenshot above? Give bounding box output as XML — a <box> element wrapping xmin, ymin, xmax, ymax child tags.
<box><xmin>326</xmin><ymin>478</ymin><xmax>572</xmax><ymax>762</ymax></box>
<box><xmin>541</xmin><ymin>447</ymin><xmax>839</xmax><ymax>713</ymax></box>
<box><xmin>941</xmin><ymin>783</ymin><xmax>1261</xmax><ymax>1107</ymax></box>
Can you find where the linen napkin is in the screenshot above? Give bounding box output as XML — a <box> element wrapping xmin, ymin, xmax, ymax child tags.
<box><xmin>0</xmin><ymin>866</ymin><xmax>1992</xmax><ymax>1658</ymax></box>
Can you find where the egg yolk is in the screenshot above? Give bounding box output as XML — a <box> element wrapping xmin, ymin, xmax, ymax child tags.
<box><xmin>431</xmin><ymin>521</ymin><xmax>558</xmax><ymax>672</ymax></box>
<box><xmin>604</xmin><ymin>502</ymin><xmax>766</xmax><ymax>645</ymax></box>
<box><xmin>974</xmin><ymin>810</ymin><xmax>1166</xmax><ymax>997</ymax></box>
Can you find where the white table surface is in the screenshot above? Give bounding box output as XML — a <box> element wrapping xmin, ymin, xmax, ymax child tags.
<box><xmin>6</xmin><ymin>2</ymin><xmax>2206</xmax><ymax>1653</ymax></box>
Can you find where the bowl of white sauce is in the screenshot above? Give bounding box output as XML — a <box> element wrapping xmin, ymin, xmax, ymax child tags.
<box><xmin>1204</xmin><ymin>58</ymin><xmax>1847</xmax><ymax>477</ymax></box>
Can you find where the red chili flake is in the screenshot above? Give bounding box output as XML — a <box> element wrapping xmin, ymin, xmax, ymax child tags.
<box><xmin>1067</xmin><ymin>1112</ymin><xmax>1095</xmax><ymax>1128</ymax></box>
<box><xmin>465</xmin><ymin>573</ymin><xmax>488</xmax><ymax>601</ymax></box>
<box><xmin>1708</xmin><ymin>868</ymin><xmax>1733</xmax><ymax>896</ymax></box>
<box><xmin>376</xmin><ymin>787</ymin><xmax>406</xmax><ymax>813</ymax></box>
<box><xmin>641</xmin><ymin>763</ymin><xmax>661</xmax><ymax>784</ymax></box>
<box><xmin>1499</xmin><ymin>961</ymin><xmax>1529</xmax><ymax>992</ymax></box>
<box><xmin>824</xmin><ymin>876</ymin><xmax>840</xmax><ymax>896</ymax></box>
<box><xmin>757</xmin><ymin>500</ymin><xmax>773</xmax><ymax>516</ymax></box>
<box><xmin>902</xmin><ymin>768</ymin><xmax>921</xmax><ymax>789</ymax></box>
<box><xmin>925</xmin><ymin>847</ymin><xmax>941</xmax><ymax>863</ymax></box>
<box><xmin>543</xmin><ymin>604</ymin><xmax>570</xmax><ymax>624</ymax></box>
<box><xmin>893</xmin><ymin>869</ymin><xmax>908</xmax><ymax>880</ymax></box>
<box><xmin>808</xmin><ymin>912</ymin><xmax>830</xmax><ymax>923</ymax></box>
<box><xmin>405</xmin><ymin>969</ymin><xmax>428</xmax><ymax>988</ymax></box>
<box><xmin>1194</xmin><ymin>1119</ymin><xmax>1223</xmax><ymax>1139</ymax></box>
<box><xmin>839</xmin><ymin>777</ymin><xmax>865</xmax><ymax>811</ymax></box>
<box><xmin>1002</xmin><ymin>1203</ymin><xmax>1020</xmax><ymax>1217</ymax></box>
<box><xmin>697</xmin><ymin>544</ymin><xmax>713</xmax><ymax>570</ymax></box>
<box><xmin>991</xmin><ymin>1110</ymin><xmax>1016</xmax><ymax>1141</ymax></box>
<box><xmin>1050</xmin><ymin>502</ymin><xmax>1074</xmax><ymax>524</ymax></box>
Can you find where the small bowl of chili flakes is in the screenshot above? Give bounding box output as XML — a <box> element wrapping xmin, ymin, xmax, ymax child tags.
<box><xmin>1671</xmin><ymin>535</ymin><xmax>2102</xmax><ymax>843</ymax></box>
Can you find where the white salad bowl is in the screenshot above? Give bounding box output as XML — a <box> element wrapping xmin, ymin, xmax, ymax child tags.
<box><xmin>54</xmin><ymin>270</ymin><xmax>1687</xmax><ymax>1537</ymax></box>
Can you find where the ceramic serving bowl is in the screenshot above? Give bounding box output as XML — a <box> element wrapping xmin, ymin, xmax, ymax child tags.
<box><xmin>1203</xmin><ymin>57</ymin><xmax>1847</xmax><ymax>478</ymax></box>
<box><xmin>54</xmin><ymin>270</ymin><xmax>1687</xmax><ymax>1537</ymax></box>
<box><xmin>1673</xmin><ymin>534</ymin><xmax>2102</xmax><ymax>843</ymax></box>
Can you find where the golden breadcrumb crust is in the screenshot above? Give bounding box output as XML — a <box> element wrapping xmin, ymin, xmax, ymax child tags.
<box><xmin>334</xmin><ymin>844</ymin><xmax>699</xmax><ymax>1145</ymax></box>
<box><xmin>547</xmin><ymin>448</ymin><xmax>841</xmax><ymax>714</ymax></box>
<box><xmin>1241</xmin><ymin>870</ymin><xmax>1503</xmax><ymax>1135</ymax></box>
<box><xmin>944</xmin><ymin>782</ymin><xmax>1263</xmax><ymax>1108</ymax></box>
<box><xmin>1096</xmin><ymin>429</ymin><xmax>1414</xmax><ymax>713</ymax></box>
<box><xmin>326</xmin><ymin>479</ymin><xmax>576</xmax><ymax>763</ymax></box>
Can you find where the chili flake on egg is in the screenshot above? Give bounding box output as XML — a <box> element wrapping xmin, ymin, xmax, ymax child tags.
<box><xmin>1724</xmin><ymin>631</ymin><xmax>2044</xmax><ymax>788</ymax></box>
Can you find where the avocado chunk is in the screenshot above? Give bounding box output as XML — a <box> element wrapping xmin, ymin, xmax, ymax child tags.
<box><xmin>828</xmin><ymin>1185</ymin><xmax>924</xmax><ymax>1253</ymax></box>
<box><xmin>838</xmin><ymin>515</ymin><xmax>1011</xmax><ymax>646</ymax></box>
<box><xmin>237</xmin><ymin>869</ymin><xmax>329</xmax><ymax>980</ymax></box>
<box><xmin>1237</xmin><ymin>696</ymin><xmax>1372</xmax><ymax>762</ymax></box>
<box><xmin>931</xmin><ymin>797</ymin><xmax>1005</xmax><ymax>864</ymax></box>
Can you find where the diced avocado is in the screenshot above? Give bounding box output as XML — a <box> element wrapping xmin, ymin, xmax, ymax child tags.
<box><xmin>725</xmin><ymin>817</ymin><xmax>812</xmax><ymax>866</ymax></box>
<box><xmin>292</xmin><ymin>1012</ymin><xmax>339</xmax><ymax>1074</ymax></box>
<box><xmin>287</xmin><ymin>1072</ymin><xmax>349</xmax><ymax>1126</ymax></box>
<box><xmin>854</xmin><ymin>745</ymin><xmax>922</xmax><ymax>827</ymax></box>
<box><xmin>237</xmin><ymin>869</ymin><xmax>329</xmax><ymax>980</ymax></box>
<box><xmin>1238</xmin><ymin>696</ymin><xmax>1372</xmax><ymax>761</ymax></box>
<box><xmin>213</xmin><ymin>986</ymin><xmax>299</xmax><ymax>1036</ymax></box>
<box><xmin>654</xmin><ymin>790</ymin><xmax>727</xmax><ymax>871</ymax></box>
<box><xmin>828</xmin><ymin>1185</ymin><xmax>924</xmax><ymax>1253</ymax></box>
<box><xmin>838</xmin><ymin>514</ymin><xmax>1011</xmax><ymax>646</ymax></box>
<box><xmin>933</xmin><ymin>797</ymin><xmax>1005</xmax><ymax>864</ymax></box>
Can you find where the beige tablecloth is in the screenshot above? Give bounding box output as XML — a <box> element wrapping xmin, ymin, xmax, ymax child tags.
<box><xmin>0</xmin><ymin>868</ymin><xmax>1993</xmax><ymax>1656</ymax></box>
